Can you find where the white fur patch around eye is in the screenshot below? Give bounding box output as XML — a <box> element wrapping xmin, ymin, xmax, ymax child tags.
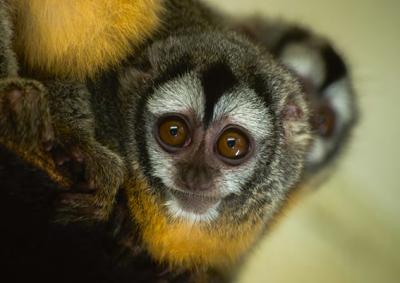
<box><xmin>307</xmin><ymin>78</ymin><xmax>353</xmax><ymax>165</ymax></box>
<box><xmin>211</xmin><ymin>88</ymin><xmax>273</xmax><ymax>196</ymax></box>
<box><xmin>281</xmin><ymin>43</ymin><xmax>326</xmax><ymax>88</ymax></box>
<box><xmin>324</xmin><ymin>78</ymin><xmax>354</xmax><ymax>126</ymax></box>
<box><xmin>212</xmin><ymin>87</ymin><xmax>273</xmax><ymax>141</ymax></box>
<box><xmin>144</xmin><ymin>120</ymin><xmax>178</xmax><ymax>188</ymax></box>
<box><xmin>307</xmin><ymin>137</ymin><xmax>327</xmax><ymax>164</ymax></box>
<box><xmin>147</xmin><ymin>73</ymin><xmax>204</xmax><ymax>120</ymax></box>
<box><xmin>145</xmin><ymin>73</ymin><xmax>204</xmax><ymax>194</ymax></box>
<box><xmin>164</xmin><ymin>196</ymin><xmax>220</xmax><ymax>224</ymax></box>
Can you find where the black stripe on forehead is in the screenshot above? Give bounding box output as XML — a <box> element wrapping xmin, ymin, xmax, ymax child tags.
<box><xmin>249</xmin><ymin>73</ymin><xmax>272</xmax><ymax>106</ymax></box>
<box><xmin>201</xmin><ymin>62</ymin><xmax>238</xmax><ymax>125</ymax></box>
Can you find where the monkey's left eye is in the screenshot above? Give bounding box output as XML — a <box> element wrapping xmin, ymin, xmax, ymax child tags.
<box><xmin>216</xmin><ymin>127</ymin><xmax>252</xmax><ymax>165</ymax></box>
<box><xmin>156</xmin><ymin>115</ymin><xmax>191</xmax><ymax>152</ymax></box>
<box><xmin>312</xmin><ymin>104</ymin><xmax>336</xmax><ymax>138</ymax></box>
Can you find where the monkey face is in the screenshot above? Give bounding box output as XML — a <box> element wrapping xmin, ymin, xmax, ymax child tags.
<box><xmin>145</xmin><ymin>71</ymin><xmax>275</xmax><ymax>222</ymax></box>
<box><xmin>121</xmin><ymin>32</ymin><xmax>311</xmax><ymax>224</ymax></box>
<box><xmin>277</xmin><ymin>33</ymin><xmax>358</xmax><ymax>174</ymax></box>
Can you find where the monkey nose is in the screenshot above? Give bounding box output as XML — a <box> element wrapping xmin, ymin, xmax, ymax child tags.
<box><xmin>181</xmin><ymin>165</ymin><xmax>214</xmax><ymax>192</ymax></box>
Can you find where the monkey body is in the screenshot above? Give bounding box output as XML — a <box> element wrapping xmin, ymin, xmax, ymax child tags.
<box><xmin>107</xmin><ymin>1</ymin><xmax>356</xmax><ymax>273</ymax></box>
<box><xmin>98</xmin><ymin>1</ymin><xmax>356</xmax><ymax>279</ymax></box>
<box><xmin>0</xmin><ymin>0</ymin><xmax>357</xmax><ymax>282</ymax></box>
<box><xmin>105</xmin><ymin>3</ymin><xmax>311</xmax><ymax>277</ymax></box>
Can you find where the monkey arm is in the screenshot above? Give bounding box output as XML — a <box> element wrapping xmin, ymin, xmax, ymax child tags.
<box><xmin>0</xmin><ymin>0</ymin><xmax>17</xmax><ymax>77</ymax></box>
<box><xmin>0</xmin><ymin>0</ymin><xmax>68</xmax><ymax>186</ymax></box>
<box><xmin>0</xmin><ymin>80</ymin><xmax>126</xmax><ymax>225</ymax></box>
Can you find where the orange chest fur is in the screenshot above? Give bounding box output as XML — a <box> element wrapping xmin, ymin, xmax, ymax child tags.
<box><xmin>13</xmin><ymin>0</ymin><xmax>162</xmax><ymax>80</ymax></box>
<box><xmin>126</xmin><ymin>178</ymin><xmax>264</xmax><ymax>270</ymax></box>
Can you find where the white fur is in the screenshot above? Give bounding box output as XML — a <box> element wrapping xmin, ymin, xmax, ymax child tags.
<box><xmin>212</xmin><ymin>87</ymin><xmax>274</xmax><ymax>195</ymax></box>
<box><xmin>324</xmin><ymin>78</ymin><xmax>353</xmax><ymax>126</ymax></box>
<box><xmin>147</xmin><ymin>73</ymin><xmax>204</xmax><ymax>120</ymax></box>
<box><xmin>145</xmin><ymin>73</ymin><xmax>204</xmax><ymax>194</ymax></box>
<box><xmin>281</xmin><ymin>43</ymin><xmax>326</xmax><ymax>87</ymax></box>
<box><xmin>165</xmin><ymin>196</ymin><xmax>221</xmax><ymax>224</ymax></box>
<box><xmin>307</xmin><ymin>137</ymin><xmax>327</xmax><ymax>164</ymax></box>
<box><xmin>213</xmin><ymin>87</ymin><xmax>273</xmax><ymax>141</ymax></box>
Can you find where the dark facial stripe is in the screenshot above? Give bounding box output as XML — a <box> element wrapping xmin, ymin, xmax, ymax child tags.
<box><xmin>249</xmin><ymin>73</ymin><xmax>273</xmax><ymax>106</ymax></box>
<box><xmin>320</xmin><ymin>45</ymin><xmax>347</xmax><ymax>90</ymax></box>
<box><xmin>200</xmin><ymin>62</ymin><xmax>238</xmax><ymax>125</ymax></box>
<box><xmin>134</xmin><ymin>89</ymin><xmax>153</xmax><ymax>179</ymax></box>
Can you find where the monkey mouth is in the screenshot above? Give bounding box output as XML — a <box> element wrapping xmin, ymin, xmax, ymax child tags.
<box><xmin>168</xmin><ymin>190</ymin><xmax>221</xmax><ymax>215</ymax></box>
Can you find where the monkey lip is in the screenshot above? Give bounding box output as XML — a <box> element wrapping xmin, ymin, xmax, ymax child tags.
<box><xmin>169</xmin><ymin>190</ymin><xmax>221</xmax><ymax>215</ymax></box>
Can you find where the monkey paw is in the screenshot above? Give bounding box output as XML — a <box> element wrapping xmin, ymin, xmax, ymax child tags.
<box><xmin>51</xmin><ymin>142</ymin><xmax>126</xmax><ymax>225</ymax></box>
<box><xmin>0</xmin><ymin>78</ymin><xmax>54</xmax><ymax>150</ymax></box>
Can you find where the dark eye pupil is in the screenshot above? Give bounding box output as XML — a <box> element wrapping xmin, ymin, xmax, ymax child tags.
<box><xmin>227</xmin><ymin>138</ymin><xmax>236</xmax><ymax>148</ymax></box>
<box><xmin>169</xmin><ymin>126</ymin><xmax>178</xmax><ymax>136</ymax></box>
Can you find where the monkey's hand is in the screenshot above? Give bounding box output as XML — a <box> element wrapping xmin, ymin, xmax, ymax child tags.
<box><xmin>0</xmin><ymin>78</ymin><xmax>54</xmax><ymax>151</ymax></box>
<box><xmin>51</xmin><ymin>142</ymin><xmax>125</xmax><ymax>225</ymax></box>
<box><xmin>0</xmin><ymin>79</ymin><xmax>125</xmax><ymax>224</ymax></box>
<box><xmin>43</xmin><ymin>81</ymin><xmax>126</xmax><ymax>225</ymax></box>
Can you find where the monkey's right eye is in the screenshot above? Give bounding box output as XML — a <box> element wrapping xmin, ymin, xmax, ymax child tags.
<box><xmin>156</xmin><ymin>116</ymin><xmax>191</xmax><ymax>151</ymax></box>
<box><xmin>215</xmin><ymin>126</ymin><xmax>252</xmax><ymax>165</ymax></box>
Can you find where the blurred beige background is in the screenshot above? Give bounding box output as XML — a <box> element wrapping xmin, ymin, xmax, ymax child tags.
<box><xmin>205</xmin><ymin>0</ymin><xmax>400</xmax><ymax>282</ymax></box>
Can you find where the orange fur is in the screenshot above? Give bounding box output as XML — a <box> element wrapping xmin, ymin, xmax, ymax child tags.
<box><xmin>125</xmin><ymin>176</ymin><xmax>265</xmax><ymax>270</ymax></box>
<box><xmin>13</xmin><ymin>0</ymin><xmax>162</xmax><ymax>80</ymax></box>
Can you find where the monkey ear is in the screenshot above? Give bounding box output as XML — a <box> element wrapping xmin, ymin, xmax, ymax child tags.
<box><xmin>281</xmin><ymin>92</ymin><xmax>311</xmax><ymax>154</ymax></box>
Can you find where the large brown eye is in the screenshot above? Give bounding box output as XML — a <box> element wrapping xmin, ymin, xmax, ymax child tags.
<box><xmin>216</xmin><ymin>127</ymin><xmax>251</xmax><ymax>163</ymax></box>
<box><xmin>312</xmin><ymin>104</ymin><xmax>336</xmax><ymax>138</ymax></box>
<box><xmin>157</xmin><ymin>116</ymin><xmax>191</xmax><ymax>151</ymax></box>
